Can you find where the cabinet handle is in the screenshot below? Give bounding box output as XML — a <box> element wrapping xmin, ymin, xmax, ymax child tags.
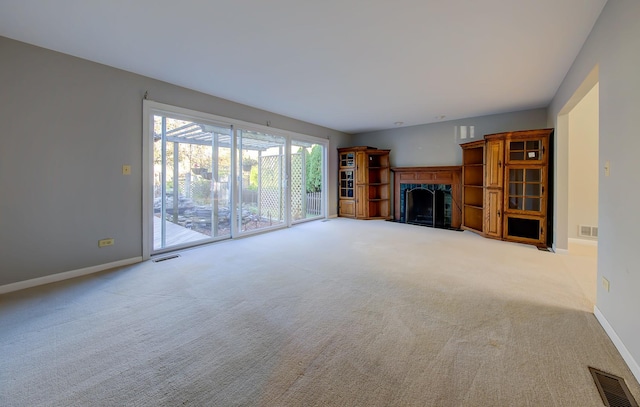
<box><xmin>498</xmin><ymin>160</ymin><xmax>502</xmax><ymax>168</ymax></box>
<box><xmin>497</xmin><ymin>210</ymin><xmax>501</xmax><ymax>217</ymax></box>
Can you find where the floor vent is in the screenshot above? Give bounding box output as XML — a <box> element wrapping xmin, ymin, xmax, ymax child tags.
<box><xmin>589</xmin><ymin>367</ymin><xmax>638</xmax><ymax>407</ymax></box>
<box><xmin>152</xmin><ymin>254</ymin><xmax>180</xmax><ymax>263</ymax></box>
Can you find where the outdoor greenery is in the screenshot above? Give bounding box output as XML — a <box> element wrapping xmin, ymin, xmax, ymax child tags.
<box><xmin>303</xmin><ymin>145</ymin><xmax>322</xmax><ymax>193</ymax></box>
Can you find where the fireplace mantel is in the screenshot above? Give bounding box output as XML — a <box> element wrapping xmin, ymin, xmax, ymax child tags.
<box><xmin>391</xmin><ymin>166</ymin><xmax>462</xmax><ymax>229</ymax></box>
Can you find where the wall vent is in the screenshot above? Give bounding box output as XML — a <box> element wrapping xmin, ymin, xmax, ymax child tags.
<box><xmin>579</xmin><ymin>224</ymin><xmax>598</xmax><ymax>238</ymax></box>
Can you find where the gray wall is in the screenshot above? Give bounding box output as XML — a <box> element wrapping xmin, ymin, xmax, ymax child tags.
<box><xmin>548</xmin><ymin>0</ymin><xmax>640</xmax><ymax>376</ymax></box>
<box><xmin>351</xmin><ymin>109</ymin><xmax>547</xmax><ymax>167</ymax></box>
<box><xmin>0</xmin><ymin>36</ymin><xmax>348</xmax><ymax>286</ymax></box>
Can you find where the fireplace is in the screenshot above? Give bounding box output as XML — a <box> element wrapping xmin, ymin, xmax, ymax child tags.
<box><xmin>391</xmin><ymin>166</ymin><xmax>462</xmax><ymax>230</ymax></box>
<box><xmin>402</xmin><ymin>184</ymin><xmax>452</xmax><ymax>228</ymax></box>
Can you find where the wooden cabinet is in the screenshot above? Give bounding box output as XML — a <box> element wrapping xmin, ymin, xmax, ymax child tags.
<box><xmin>485</xmin><ymin>139</ymin><xmax>504</xmax><ymax>188</ymax></box>
<box><xmin>461</xmin><ymin>140</ymin><xmax>484</xmax><ymax>233</ymax></box>
<box><xmin>501</xmin><ymin>130</ymin><xmax>550</xmax><ymax>246</ymax></box>
<box><xmin>483</xmin><ymin>136</ymin><xmax>504</xmax><ymax>239</ymax></box>
<box><xmin>338</xmin><ymin>147</ymin><xmax>391</xmax><ymax>219</ymax></box>
<box><xmin>484</xmin><ymin>188</ymin><xmax>502</xmax><ymax>238</ymax></box>
<box><xmin>461</xmin><ymin>128</ymin><xmax>552</xmax><ymax>247</ymax></box>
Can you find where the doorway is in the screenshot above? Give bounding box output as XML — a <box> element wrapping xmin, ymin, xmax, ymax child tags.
<box><xmin>554</xmin><ymin>65</ymin><xmax>599</xmax><ymax>254</ymax></box>
<box><xmin>567</xmin><ymin>83</ymin><xmax>599</xmax><ymax>253</ymax></box>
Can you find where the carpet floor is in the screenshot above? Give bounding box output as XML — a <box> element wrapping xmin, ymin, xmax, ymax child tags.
<box><xmin>1</xmin><ymin>218</ymin><xmax>638</xmax><ymax>406</ymax></box>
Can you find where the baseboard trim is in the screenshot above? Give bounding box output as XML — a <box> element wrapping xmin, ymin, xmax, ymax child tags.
<box><xmin>554</xmin><ymin>248</ymin><xmax>569</xmax><ymax>255</ymax></box>
<box><xmin>0</xmin><ymin>257</ymin><xmax>142</xmax><ymax>295</ymax></box>
<box><xmin>594</xmin><ymin>305</ymin><xmax>640</xmax><ymax>383</ymax></box>
<box><xmin>569</xmin><ymin>237</ymin><xmax>598</xmax><ymax>247</ymax></box>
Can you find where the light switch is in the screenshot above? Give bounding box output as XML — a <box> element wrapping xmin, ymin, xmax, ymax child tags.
<box><xmin>122</xmin><ymin>165</ymin><xmax>131</xmax><ymax>175</ymax></box>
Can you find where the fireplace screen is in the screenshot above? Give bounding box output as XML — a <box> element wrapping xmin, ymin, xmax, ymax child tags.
<box><xmin>401</xmin><ymin>184</ymin><xmax>452</xmax><ymax>228</ymax></box>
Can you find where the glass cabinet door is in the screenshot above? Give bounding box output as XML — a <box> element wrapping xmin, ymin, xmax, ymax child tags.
<box><xmin>506</xmin><ymin>167</ymin><xmax>544</xmax><ymax>213</ymax></box>
<box><xmin>507</xmin><ymin>138</ymin><xmax>545</xmax><ymax>163</ymax></box>
<box><xmin>339</xmin><ymin>169</ymin><xmax>354</xmax><ymax>198</ymax></box>
<box><xmin>340</xmin><ymin>152</ymin><xmax>355</xmax><ymax>168</ymax></box>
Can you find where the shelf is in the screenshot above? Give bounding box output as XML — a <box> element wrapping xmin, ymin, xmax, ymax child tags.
<box><xmin>463</xmin><ymin>205</ymin><xmax>483</xmax><ymax>231</ymax></box>
<box><xmin>368</xmin><ymin>171</ymin><xmax>390</xmax><ymax>184</ymax></box>
<box><xmin>463</xmin><ymin>166</ymin><xmax>483</xmax><ymax>186</ymax></box>
<box><xmin>367</xmin><ymin>155</ymin><xmax>390</xmax><ymax>168</ymax></box>
<box><xmin>368</xmin><ymin>200</ymin><xmax>390</xmax><ymax>218</ymax></box>
<box><xmin>464</xmin><ymin>204</ymin><xmax>483</xmax><ymax>210</ymax></box>
<box><xmin>462</xmin><ymin>144</ymin><xmax>484</xmax><ymax>165</ymax></box>
<box><xmin>463</xmin><ymin>186</ymin><xmax>483</xmax><ymax>207</ymax></box>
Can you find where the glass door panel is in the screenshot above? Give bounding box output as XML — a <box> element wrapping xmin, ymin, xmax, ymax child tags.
<box><xmin>237</xmin><ymin>129</ymin><xmax>286</xmax><ymax>233</ymax></box>
<box><xmin>507</xmin><ymin>138</ymin><xmax>545</xmax><ymax>163</ymax></box>
<box><xmin>507</xmin><ymin>167</ymin><xmax>543</xmax><ymax>213</ymax></box>
<box><xmin>291</xmin><ymin>141</ymin><xmax>325</xmax><ymax>222</ymax></box>
<box><xmin>339</xmin><ymin>170</ymin><xmax>354</xmax><ymax>198</ymax></box>
<box><xmin>340</xmin><ymin>152</ymin><xmax>355</xmax><ymax>167</ymax></box>
<box><xmin>152</xmin><ymin>115</ymin><xmax>231</xmax><ymax>252</ymax></box>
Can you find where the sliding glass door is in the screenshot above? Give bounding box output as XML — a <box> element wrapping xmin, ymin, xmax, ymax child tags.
<box><xmin>236</xmin><ymin>129</ymin><xmax>286</xmax><ymax>234</ymax></box>
<box><xmin>144</xmin><ymin>101</ymin><xmax>328</xmax><ymax>257</ymax></box>
<box><xmin>291</xmin><ymin>140</ymin><xmax>325</xmax><ymax>222</ymax></box>
<box><xmin>152</xmin><ymin>115</ymin><xmax>231</xmax><ymax>253</ymax></box>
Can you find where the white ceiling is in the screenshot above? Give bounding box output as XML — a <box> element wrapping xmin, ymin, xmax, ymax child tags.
<box><xmin>0</xmin><ymin>0</ymin><xmax>606</xmax><ymax>134</ymax></box>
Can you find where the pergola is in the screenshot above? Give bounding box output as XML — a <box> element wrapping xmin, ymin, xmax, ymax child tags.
<box><xmin>156</xmin><ymin>122</ymin><xmax>294</xmax><ymax>151</ymax></box>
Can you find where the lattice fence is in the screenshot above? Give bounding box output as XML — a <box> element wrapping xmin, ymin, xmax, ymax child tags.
<box><xmin>259</xmin><ymin>155</ymin><xmax>284</xmax><ymax>222</ymax></box>
<box><xmin>291</xmin><ymin>152</ymin><xmax>305</xmax><ymax>220</ymax></box>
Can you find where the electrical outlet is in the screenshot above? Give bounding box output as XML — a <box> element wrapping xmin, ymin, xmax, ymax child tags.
<box><xmin>122</xmin><ymin>165</ymin><xmax>131</xmax><ymax>175</ymax></box>
<box><xmin>602</xmin><ymin>277</ymin><xmax>610</xmax><ymax>292</ymax></box>
<box><xmin>98</xmin><ymin>238</ymin><xmax>115</xmax><ymax>247</ymax></box>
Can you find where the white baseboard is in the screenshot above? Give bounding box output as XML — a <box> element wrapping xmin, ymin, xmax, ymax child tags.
<box><xmin>569</xmin><ymin>237</ymin><xmax>598</xmax><ymax>247</ymax></box>
<box><xmin>594</xmin><ymin>305</ymin><xmax>640</xmax><ymax>383</ymax></box>
<box><xmin>0</xmin><ymin>257</ymin><xmax>142</xmax><ymax>295</ymax></box>
<box><xmin>554</xmin><ymin>247</ymin><xmax>569</xmax><ymax>255</ymax></box>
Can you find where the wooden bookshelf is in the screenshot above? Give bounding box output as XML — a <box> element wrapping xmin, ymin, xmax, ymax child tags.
<box><xmin>461</xmin><ymin>140</ymin><xmax>485</xmax><ymax>233</ymax></box>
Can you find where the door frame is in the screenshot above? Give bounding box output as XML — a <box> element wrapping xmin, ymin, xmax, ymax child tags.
<box><xmin>142</xmin><ymin>100</ymin><xmax>329</xmax><ymax>260</ymax></box>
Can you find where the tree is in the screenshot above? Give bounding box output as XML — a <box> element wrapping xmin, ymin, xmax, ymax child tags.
<box><xmin>306</xmin><ymin>145</ymin><xmax>322</xmax><ymax>193</ymax></box>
